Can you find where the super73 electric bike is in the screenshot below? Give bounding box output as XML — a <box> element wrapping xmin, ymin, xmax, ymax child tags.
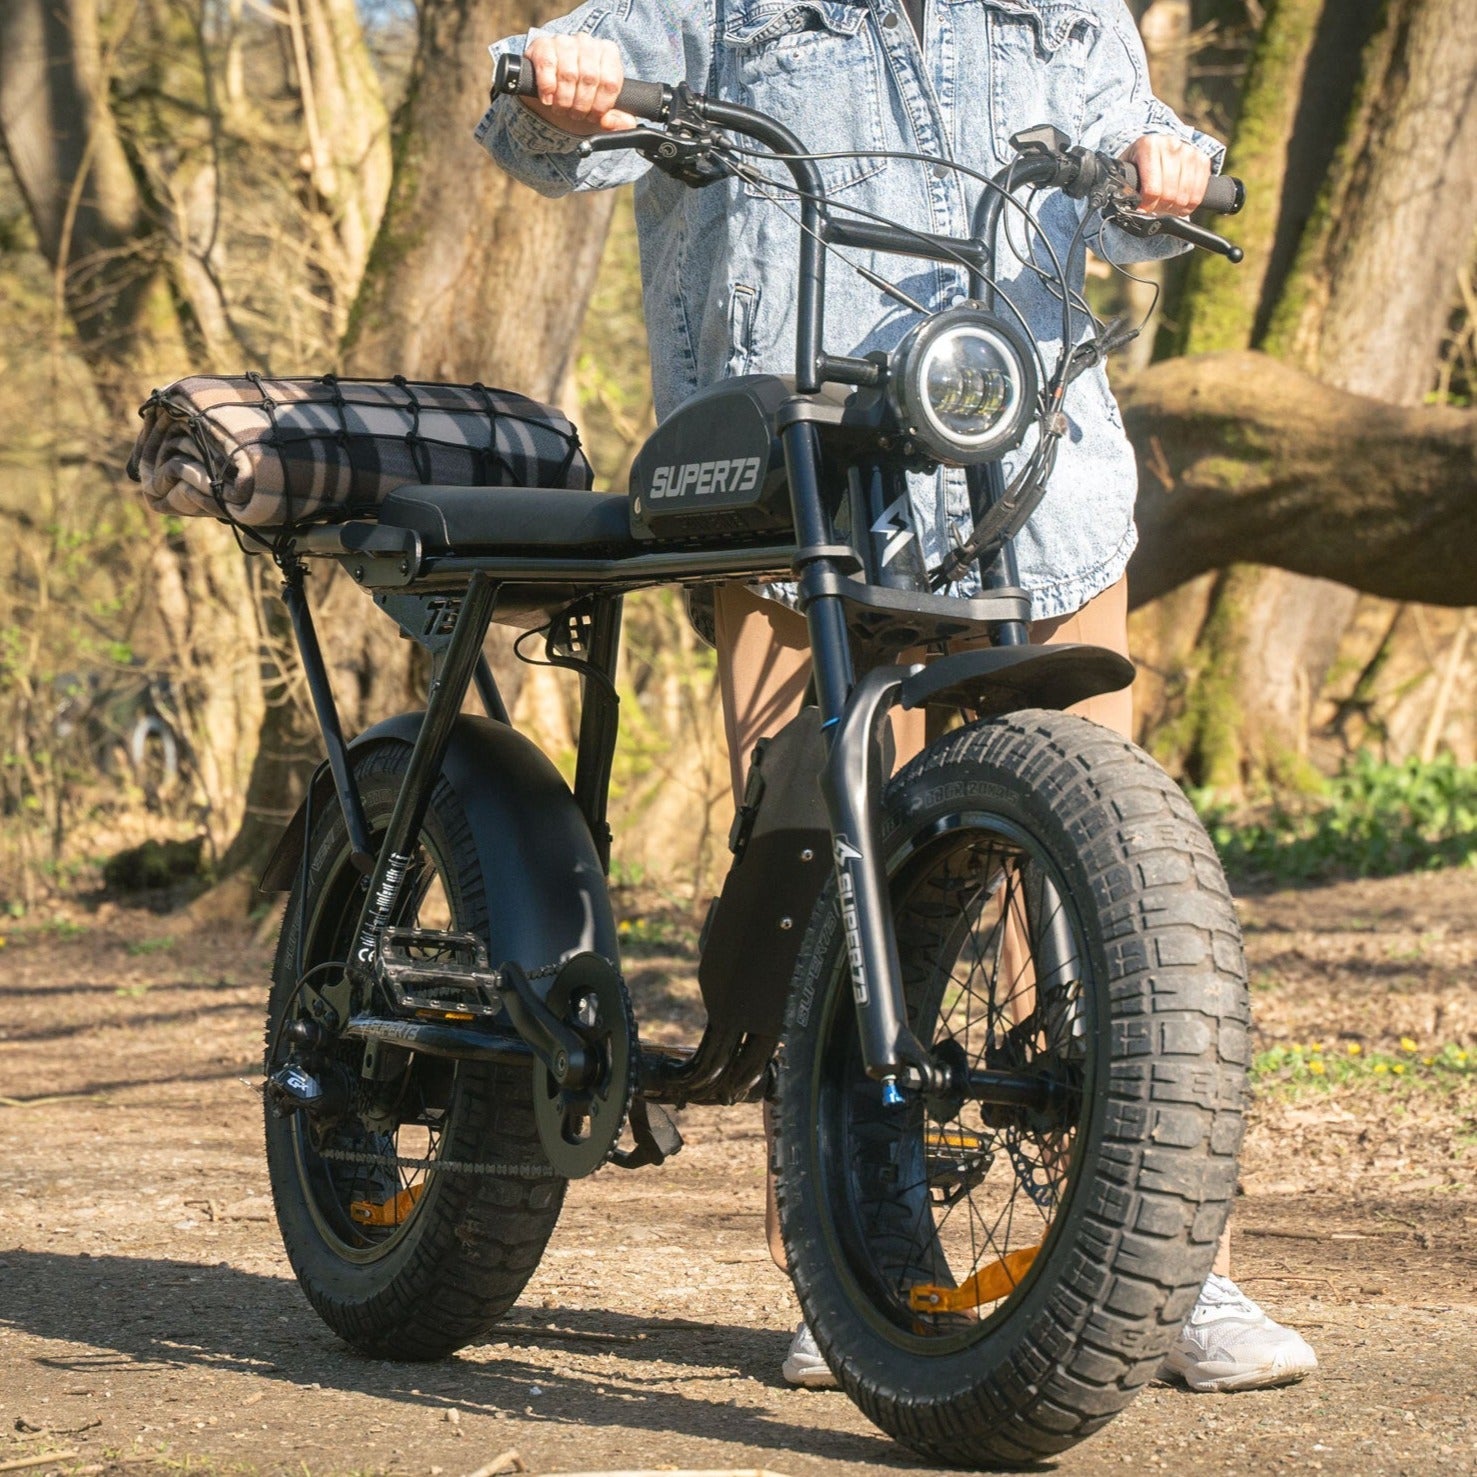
<box><xmin>253</xmin><ymin>60</ymin><xmax>1252</xmax><ymax>1467</ymax></box>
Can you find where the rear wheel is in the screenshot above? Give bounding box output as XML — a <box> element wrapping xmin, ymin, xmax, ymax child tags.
<box><xmin>264</xmin><ymin>743</ymin><xmax>565</xmax><ymax>1359</ymax></box>
<box><xmin>777</xmin><ymin>711</ymin><xmax>1248</xmax><ymax>1466</ymax></box>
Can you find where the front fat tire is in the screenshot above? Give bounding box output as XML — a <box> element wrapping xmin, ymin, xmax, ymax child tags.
<box><xmin>777</xmin><ymin>711</ymin><xmax>1249</xmax><ymax>1467</ymax></box>
<box><xmin>264</xmin><ymin>746</ymin><xmax>566</xmax><ymax>1361</ymax></box>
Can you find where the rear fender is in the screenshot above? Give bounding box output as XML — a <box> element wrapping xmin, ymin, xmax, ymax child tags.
<box><xmin>259</xmin><ymin>714</ymin><xmax>617</xmax><ymax>971</ymax></box>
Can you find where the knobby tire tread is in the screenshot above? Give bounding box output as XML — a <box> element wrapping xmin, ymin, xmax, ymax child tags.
<box><xmin>265</xmin><ymin>744</ymin><xmax>566</xmax><ymax>1361</ymax></box>
<box><xmin>777</xmin><ymin>710</ymin><xmax>1248</xmax><ymax>1467</ymax></box>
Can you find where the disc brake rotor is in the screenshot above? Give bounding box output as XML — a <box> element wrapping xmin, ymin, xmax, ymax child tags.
<box><xmin>530</xmin><ymin>954</ymin><xmax>636</xmax><ymax>1179</ymax></box>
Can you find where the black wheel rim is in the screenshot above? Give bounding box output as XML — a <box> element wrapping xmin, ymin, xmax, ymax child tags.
<box><xmin>811</xmin><ymin>809</ymin><xmax>1098</xmax><ymax>1355</ymax></box>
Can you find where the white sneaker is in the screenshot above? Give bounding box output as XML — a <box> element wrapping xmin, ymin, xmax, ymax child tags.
<box><xmin>780</xmin><ymin>1321</ymin><xmax>838</xmax><ymax>1389</ymax></box>
<box><xmin>1160</xmin><ymin>1273</ymin><xmax>1318</xmax><ymax>1392</ymax></box>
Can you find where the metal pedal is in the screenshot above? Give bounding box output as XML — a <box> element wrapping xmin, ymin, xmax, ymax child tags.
<box><xmin>377</xmin><ymin>927</ymin><xmax>504</xmax><ymax>1019</ymax></box>
<box><xmin>610</xmin><ymin>1099</ymin><xmax>684</xmax><ymax>1170</ymax></box>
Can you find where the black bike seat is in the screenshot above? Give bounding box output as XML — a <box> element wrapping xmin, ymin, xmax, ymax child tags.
<box><xmin>377</xmin><ymin>485</ymin><xmax>637</xmax><ymax>556</ymax></box>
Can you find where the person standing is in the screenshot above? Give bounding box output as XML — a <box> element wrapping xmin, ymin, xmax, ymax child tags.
<box><xmin>476</xmin><ymin>0</ymin><xmax>1316</xmax><ymax>1394</ymax></box>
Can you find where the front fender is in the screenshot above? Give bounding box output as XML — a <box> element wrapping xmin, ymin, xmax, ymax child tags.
<box><xmin>897</xmin><ymin>642</ymin><xmax>1134</xmax><ymax>717</ymax></box>
<box><xmin>259</xmin><ymin>713</ymin><xmax>618</xmax><ymax>972</ymax></box>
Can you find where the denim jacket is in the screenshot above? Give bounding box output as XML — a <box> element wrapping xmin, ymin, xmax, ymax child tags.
<box><xmin>476</xmin><ymin>0</ymin><xmax>1222</xmax><ymax>620</ymax></box>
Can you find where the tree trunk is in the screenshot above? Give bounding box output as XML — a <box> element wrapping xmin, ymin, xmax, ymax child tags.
<box><xmin>1262</xmin><ymin>0</ymin><xmax>1477</xmax><ymax>403</ymax></box>
<box><xmin>1132</xmin><ymin>0</ymin><xmax>1477</xmax><ymax>788</ymax></box>
<box><xmin>342</xmin><ymin>0</ymin><xmax>615</xmax><ymax>394</ymax></box>
<box><xmin>287</xmin><ymin>0</ymin><xmax>394</xmax><ymax>336</ymax></box>
<box><xmin>0</xmin><ymin>0</ymin><xmax>268</xmax><ymax>857</ymax></box>
<box><xmin>0</xmin><ymin>0</ymin><xmax>190</xmax><ymax>395</ymax></box>
<box><xmin>1124</xmin><ymin>351</ymin><xmax>1477</xmax><ymax>607</ymax></box>
<box><xmin>225</xmin><ymin>0</ymin><xmax>618</xmax><ymax>878</ymax></box>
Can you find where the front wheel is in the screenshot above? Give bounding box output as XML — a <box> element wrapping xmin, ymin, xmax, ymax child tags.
<box><xmin>777</xmin><ymin>711</ymin><xmax>1248</xmax><ymax>1467</ymax></box>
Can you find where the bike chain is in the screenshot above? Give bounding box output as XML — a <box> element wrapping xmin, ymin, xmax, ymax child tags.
<box><xmin>309</xmin><ymin>957</ymin><xmax>606</xmax><ymax>1183</ymax></box>
<box><xmin>316</xmin><ymin>1144</ymin><xmax>553</xmax><ymax>1180</ymax></box>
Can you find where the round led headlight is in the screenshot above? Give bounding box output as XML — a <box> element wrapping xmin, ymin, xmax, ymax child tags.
<box><xmin>887</xmin><ymin>307</ymin><xmax>1038</xmax><ymax>465</ymax></box>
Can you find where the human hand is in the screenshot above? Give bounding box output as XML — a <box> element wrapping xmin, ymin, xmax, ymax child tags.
<box><xmin>519</xmin><ymin>34</ymin><xmax>637</xmax><ymax>135</ymax></box>
<box><xmin>1126</xmin><ymin>134</ymin><xmax>1212</xmax><ymax>216</ymax></box>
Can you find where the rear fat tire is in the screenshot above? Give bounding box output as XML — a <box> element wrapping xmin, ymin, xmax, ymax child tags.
<box><xmin>776</xmin><ymin>711</ymin><xmax>1249</xmax><ymax>1467</ymax></box>
<box><xmin>265</xmin><ymin>744</ymin><xmax>565</xmax><ymax>1360</ymax></box>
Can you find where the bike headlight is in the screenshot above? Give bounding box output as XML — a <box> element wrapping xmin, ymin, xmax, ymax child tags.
<box><xmin>887</xmin><ymin>308</ymin><xmax>1037</xmax><ymax>465</ymax></box>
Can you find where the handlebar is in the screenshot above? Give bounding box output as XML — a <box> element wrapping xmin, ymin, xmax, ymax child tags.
<box><xmin>1118</xmin><ymin>158</ymin><xmax>1243</xmax><ymax>216</ymax></box>
<box><xmin>490</xmin><ymin>56</ymin><xmax>1246</xmax><ymax>386</ymax></box>
<box><xmin>495</xmin><ymin>53</ymin><xmax>669</xmax><ymax>125</ymax></box>
<box><xmin>493</xmin><ymin>55</ymin><xmax>1244</xmax><ymax>218</ymax></box>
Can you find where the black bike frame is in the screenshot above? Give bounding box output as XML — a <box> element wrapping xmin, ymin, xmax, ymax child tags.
<box><xmin>277</xmin><ymin>88</ymin><xmax>1106</xmax><ymax>1109</ymax></box>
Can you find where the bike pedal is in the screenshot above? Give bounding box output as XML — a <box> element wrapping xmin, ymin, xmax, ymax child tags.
<box><xmin>610</xmin><ymin>1099</ymin><xmax>684</xmax><ymax>1170</ymax></box>
<box><xmin>378</xmin><ymin>927</ymin><xmax>504</xmax><ymax>1020</ymax></box>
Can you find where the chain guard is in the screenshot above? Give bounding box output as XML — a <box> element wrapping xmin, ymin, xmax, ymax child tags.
<box><xmin>531</xmin><ymin>953</ymin><xmax>636</xmax><ymax>1179</ymax></box>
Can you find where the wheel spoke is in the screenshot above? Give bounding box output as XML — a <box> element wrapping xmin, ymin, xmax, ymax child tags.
<box><xmin>824</xmin><ymin>813</ymin><xmax>1094</xmax><ymax>1343</ymax></box>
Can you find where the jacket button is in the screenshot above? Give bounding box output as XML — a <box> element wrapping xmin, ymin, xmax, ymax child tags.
<box><xmin>882</xmin><ymin>10</ymin><xmax>900</xmax><ymax>24</ymax></box>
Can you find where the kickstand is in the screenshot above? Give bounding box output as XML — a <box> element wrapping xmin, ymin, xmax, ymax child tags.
<box><xmin>610</xmin><ymin>1099</ymin><xmax>684</xmax><ymax>1169</ymax></box>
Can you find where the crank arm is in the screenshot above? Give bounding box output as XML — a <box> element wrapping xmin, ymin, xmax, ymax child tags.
<box><xmin>497</xmin><ymin>959</ymin><xmax>592</xmax><ymax>1088</ymax></box>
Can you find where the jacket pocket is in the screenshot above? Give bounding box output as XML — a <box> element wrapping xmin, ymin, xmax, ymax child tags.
<box><xmin>725</xmin><ymin>283</ymin><xmax>761</xmax><ymax>377</ymax></box>
<box><xmin>941</xmin><ymin>0</ymin><xmax>1096</xmax><ymax>163</ymax></box>
<box><xmin>718</xmin><ymin>0</ymin><xmax>886</xmax><ymax>198</ymax></box>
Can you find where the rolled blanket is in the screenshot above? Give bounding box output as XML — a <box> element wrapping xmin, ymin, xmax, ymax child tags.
<box><xmin>127</xmin><ymin>373</ymin><xmax>592</xmax><ymax>528</ymax></box>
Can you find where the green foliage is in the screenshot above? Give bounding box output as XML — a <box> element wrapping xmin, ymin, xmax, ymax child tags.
<box><xmin>615</xmin><ymin>909</ymin><xmax>700</xmax><ymax>957</ymax></box>
<box><xmin>124</xmin><ymin>933</ymin><xmax>176</xmax><ymax>957</ymax></box>
<box><xmin>1253</xmin><ymin>1037</ymin><xmax>1474</xmax><ymax>1096</ymax></box>
<box><xmin>1195</xmin><ymin>752</ymin><xmax>1477</xmax><ymax>884</ymax></box>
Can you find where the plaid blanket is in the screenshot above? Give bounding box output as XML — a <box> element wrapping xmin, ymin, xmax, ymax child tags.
<box><xmin>127</xmin><ymin>373</ymin><xmax>592</xmax><ymax>528</ymax></box>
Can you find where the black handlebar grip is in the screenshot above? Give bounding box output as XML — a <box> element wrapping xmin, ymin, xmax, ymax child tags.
<box><xmin>1118</xmin><ymin>159</ymin><xmax>1245</xmax><ymax>215</ymax></box>
<box><xmin>492</xmin><ymin>53</ymin><xmax>669</xmax><ymax>122</ymax></box>
<box><xmin>1200</xmin><ymin>173</ymin><xmax>1244</xmax><ymax>215</ymax></box>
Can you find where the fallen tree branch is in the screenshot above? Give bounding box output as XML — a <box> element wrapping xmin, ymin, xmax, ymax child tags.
<box><xmin>1121</xmin><ymin>350</ymin><xmax>1477</xmax><ymax>608</ymax></box>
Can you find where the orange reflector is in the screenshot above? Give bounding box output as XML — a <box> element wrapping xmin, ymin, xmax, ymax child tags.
<box><xmin>350</xmin><ymin>1182</ymin><xmax>425</xmax><ymax>1227</ymax></box>
<box><xmin>908</xmin><ymin>1243</ymin><xmax>1040</xmax><ymax>1313</ymax></box>
<box><xmin>925</xmin><ymin>1126</ymin><xmax>989</xmax><ymax>1156</ymax></box>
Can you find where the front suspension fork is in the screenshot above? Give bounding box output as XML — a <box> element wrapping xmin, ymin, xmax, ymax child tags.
<box><xmin>819</xmin><ymin>665</ymin><xmax>935</xmax><ymax>1099</ymax></box>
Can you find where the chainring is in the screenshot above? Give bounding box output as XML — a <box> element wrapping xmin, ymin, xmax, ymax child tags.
<box><xmin>530</xmin><ymin>953</ymin><xmax>637</xmax><ymax>1179</ymax></box>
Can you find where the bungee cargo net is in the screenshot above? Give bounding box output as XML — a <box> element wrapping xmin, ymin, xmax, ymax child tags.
<box><xmin>127</xmin><ymin>373</ymin><xmax>593</xmax><ymax>534</ymax></box>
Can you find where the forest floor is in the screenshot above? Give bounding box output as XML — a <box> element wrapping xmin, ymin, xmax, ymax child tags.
<box><xmin>2</xmin><ymin>869</ymin><xmax>1475</xmax><ymax>1477</ymax></box>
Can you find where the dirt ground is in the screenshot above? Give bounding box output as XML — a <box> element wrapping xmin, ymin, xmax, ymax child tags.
<box><xmin>3</xmin><ymin>869</ymin><xmax>1475</xmax><ymax>1477</ymax></box>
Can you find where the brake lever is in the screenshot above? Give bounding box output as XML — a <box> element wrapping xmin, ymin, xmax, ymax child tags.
<box><xmin>1108</xmin><ymin>209</ymin><xmax>1244</xmax><ymax>264</ymax></box>
<box><xmin>576</xmin><ymin>84</ymin><xmax>730</xmax><ymax>188</ymax></box>
<box><xmin>579</xmin><ymin>127</ymin><xmax>661</xmax><ymax>156</ymax></box>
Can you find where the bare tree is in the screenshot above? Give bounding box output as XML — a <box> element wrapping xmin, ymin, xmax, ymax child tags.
<box><xmin>223</xmin><ymin>0</ymin><xmax>619</xmax><ymax>876</ymax></box>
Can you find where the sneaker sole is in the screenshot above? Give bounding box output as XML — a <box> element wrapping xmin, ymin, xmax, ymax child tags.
<box><xmin>781</xmin><ymin>1360</ymin><xmax>839</xmax><ymax>1390</ymax></box>
<box><xmin>1162</xmin><ymin>1351</ymin><xmax>1317</xmax><ymax>1394</ymax></box>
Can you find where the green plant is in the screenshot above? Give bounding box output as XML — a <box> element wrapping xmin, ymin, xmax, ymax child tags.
<box><xmin>1252</xmin><ymin>1037</ymin><xmax>1474</xmax><ymax>1096</ymax></box>
<box><xmin>1193</xmin><ymin>752</ymin><xmax>1477</xmax><ymax>883</ymax></box>
<box><xmin>124</xmin><ymin>933</ymin><xmax>176</xmax><ymax>956</ymax></box>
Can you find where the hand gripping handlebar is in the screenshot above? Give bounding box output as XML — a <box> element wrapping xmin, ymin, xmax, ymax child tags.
<box><xmin>1119</xmin><ymin>158</ymin><xmax>1243</xmax><ymax>215</ymax></box>
<box><xmin>493</xmin><ymin>53</ymin><xmax>670</xmax><ymax>124</ymax></box>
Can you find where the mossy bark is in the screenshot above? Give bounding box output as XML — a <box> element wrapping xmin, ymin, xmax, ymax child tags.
<box><xmin>1137</xmin><ymin>0</ymin><xmax>1477</xmax><ymax>789</ymax></box>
